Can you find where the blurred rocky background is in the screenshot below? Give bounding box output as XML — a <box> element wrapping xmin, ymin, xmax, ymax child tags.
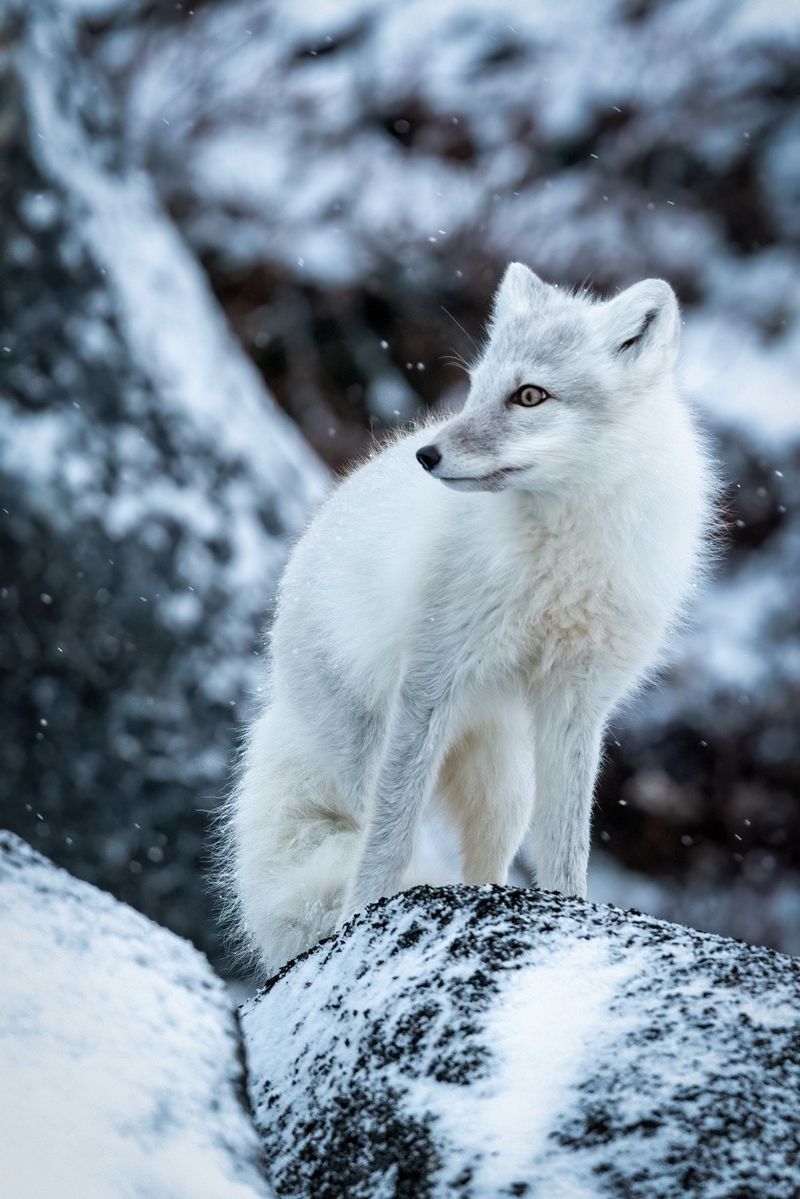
<box><xmin>2</xmin><ymin>0</ymin><xmax>798</xmax><ymax>969</ymax></box>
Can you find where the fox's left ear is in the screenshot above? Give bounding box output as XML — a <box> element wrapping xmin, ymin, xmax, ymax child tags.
<box><xmin>491</xmin><ymin>262</ymin><xmax>550</xmax><ymax>323</ymax></box>
<box><xmin>600</xmin><ymin>279</ymin><xmax>680</xmax><ymax>366</ymax></box>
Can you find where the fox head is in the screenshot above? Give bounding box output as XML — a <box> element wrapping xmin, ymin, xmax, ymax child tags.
<box><xmin>416</xmin><ymin>263</ymin><xmax>681</xmax><ymax>494</ymax></box>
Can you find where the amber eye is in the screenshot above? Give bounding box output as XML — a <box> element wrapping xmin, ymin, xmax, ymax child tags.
<box><xmin>511</xmin><ymin>384</ymin><xmax>550</xmax><ymax>408</ymax></box>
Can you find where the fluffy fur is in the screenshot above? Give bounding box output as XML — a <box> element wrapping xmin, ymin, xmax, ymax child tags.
<box><xmin>228</xmin><ymin>263</ymin><xmax>715</xmax><ymax>976</ymax></box>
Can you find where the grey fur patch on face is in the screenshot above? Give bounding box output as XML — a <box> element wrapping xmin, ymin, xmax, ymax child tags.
<box><xmin>476</xmin><ymin>306</ymin><xmax>604</xmax><ymax>407</ymax></box>
<box><xmin>495</xmin><ymin>312</ymin><xmax>584</xmax><ymax>367</ymax></box>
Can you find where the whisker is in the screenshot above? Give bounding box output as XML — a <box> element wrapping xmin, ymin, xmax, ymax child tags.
<box><xmin>439</xmin><ymin>354</ymin><xmax>471</xmax><ymax>377</ymax></box>
<box><xmin>444</xmin><ymin>344</ymin><xmax>471</xmax><ymax>366</ymax></box>
<box><xmin>440</xmin><ymin>305</ymin><xmax>480</xmax><ymax>354</ymax></box>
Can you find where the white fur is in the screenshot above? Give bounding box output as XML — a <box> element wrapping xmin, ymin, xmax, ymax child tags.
<box><xmin>229</xmin><ymin>264</ymin><xmax>715</xmax><ymax>976</ymax></box>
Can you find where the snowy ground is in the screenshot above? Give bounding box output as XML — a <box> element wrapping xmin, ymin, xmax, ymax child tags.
<box><xmin>0</xmin><ymin>831</ymin><xmax>270</xmax><ymax>1199</ymax></box>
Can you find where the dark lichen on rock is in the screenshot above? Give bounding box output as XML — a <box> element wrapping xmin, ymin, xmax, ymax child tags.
<box><xmin>243</xmin><ymin>884</ymin><xmax>800</xmax><ymax>1198</ymax></box>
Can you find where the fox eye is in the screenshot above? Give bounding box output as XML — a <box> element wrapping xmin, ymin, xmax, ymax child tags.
<box><xmin>511</xmin><ymin>384</ymin><xmax>550</xmax><ymax>408</ymax></box>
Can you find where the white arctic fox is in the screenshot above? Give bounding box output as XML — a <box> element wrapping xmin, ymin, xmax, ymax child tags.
<box><xmin>230</xmin><ymin>263</ymin><xmax>713</xmax><ymax>975</ymax></box>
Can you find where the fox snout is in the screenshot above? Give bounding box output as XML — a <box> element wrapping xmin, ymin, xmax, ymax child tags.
<box><xmin>416</xmin><ymin>420</ymin><xmax>513</xmax><ymax>492</ymax></box>
<box><xmin>416</xmin><ymin>444</ymin><xmax>442</xmax><ymax>472</ymax></box>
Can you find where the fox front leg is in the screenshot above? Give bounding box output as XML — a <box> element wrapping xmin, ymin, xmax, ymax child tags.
<box><xmin>341</xmin><ymin>671</ymin><xmax>453</xmax><ymax>923</ymax></box>
<box><xmin>531</xmin><ymin>688</ymin><xmax>608</xmax><ymax>898</ymax></box>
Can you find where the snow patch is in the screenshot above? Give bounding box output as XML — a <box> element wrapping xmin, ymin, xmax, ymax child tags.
<box><xmin>0</xmin><ymin>832</ymin><xmax>270</xmax><ymax>1199</ymax></box>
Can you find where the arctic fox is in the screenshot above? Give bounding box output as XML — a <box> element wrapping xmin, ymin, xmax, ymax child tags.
<box><xmin>230</xmin><ymin>263</ymin><xmax>713</xmax><ymax>975</ymax></box>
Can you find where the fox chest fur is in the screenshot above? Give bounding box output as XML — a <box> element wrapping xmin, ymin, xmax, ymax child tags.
<box><xmin>423</xmin><ymin>493</ymin><xmax>676</xmax><ymax>706</ymax></box>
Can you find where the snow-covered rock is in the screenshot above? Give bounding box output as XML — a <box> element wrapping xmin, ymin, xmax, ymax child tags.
<box><xmin>0</xmin><ymin>831</ymin><xmax>270</xmax><ymax>1199</ymax></box>
<box><xmin>243</xmin><ymin>884</ymin><xmax>800</xmax><ymax>1198</ymax></box>
<box><xmin>0</xmin><ymin>0</ymin><xmax>328</xmax><ymax>960</ymax></box>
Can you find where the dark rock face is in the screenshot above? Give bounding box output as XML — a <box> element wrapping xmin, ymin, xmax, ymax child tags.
<box><xmin>0</xmin><ymin>831</ymin><xmax>269</xmax><ymax>1199</ymax></box>
<box><xmin>0</xmin><ymin>2</ymin><xmax>326</xmax><ymax>963</ymax></box>
<box><xmin>243</xmin><ymin>885</ymin><xmax>800</xmax><ymax>1198</ymax></box>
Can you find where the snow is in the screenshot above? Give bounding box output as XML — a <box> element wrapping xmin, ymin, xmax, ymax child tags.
<box><xmin>115</xmin><ymin>0</ymin><xmax>800</xmax><ymax>293</ymax></box>
<box><xmin>0</xmin><ymin>831</ymin><xmax>270</xmax><ymax>1199</ymax></box>
<box><xmin>440</xmin><ymin>940</ymin><xmax>634</xmax><ymax>1195</ymax></box>
<box><xmin>243</xmin><ymin>884</ymin><xmax>800</xmax><ymax>1197</ymax></box>
<box><xmin>21</xmin><ymin>9</ymin><xmax>328</xmax><ymax>576</ymax></box>
<box><xmin>684</xmin><ymin>311</ymin><xmax>800</xmax><ymax>450</ymax></box>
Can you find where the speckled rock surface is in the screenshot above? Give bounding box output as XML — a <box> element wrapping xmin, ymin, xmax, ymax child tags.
<box><xmin>243</xmin><ymin>884</ymin><xmax>800</xmax><ymax>1199</ymax></box>
<box><xmin>0</xmin><ymin>832</ymin><xmax>271</xmax><ymax>1199</ymax></box>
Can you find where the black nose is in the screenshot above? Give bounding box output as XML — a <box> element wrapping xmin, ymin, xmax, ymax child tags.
<box><xmin>416</xmin><ymin>444</ymin><xmax>442</xmax><ymax>472</ymax></box>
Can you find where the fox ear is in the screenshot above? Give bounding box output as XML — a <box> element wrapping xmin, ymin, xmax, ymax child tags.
<box><xmin>601</xmin><ymin>279</ymin><xmax>680</xmax><ymax>364</ymax></box>
<box><xmin>492</xmin><ymin>262</ymin><xmax>549</xmax><ymax>321</ymax></box>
